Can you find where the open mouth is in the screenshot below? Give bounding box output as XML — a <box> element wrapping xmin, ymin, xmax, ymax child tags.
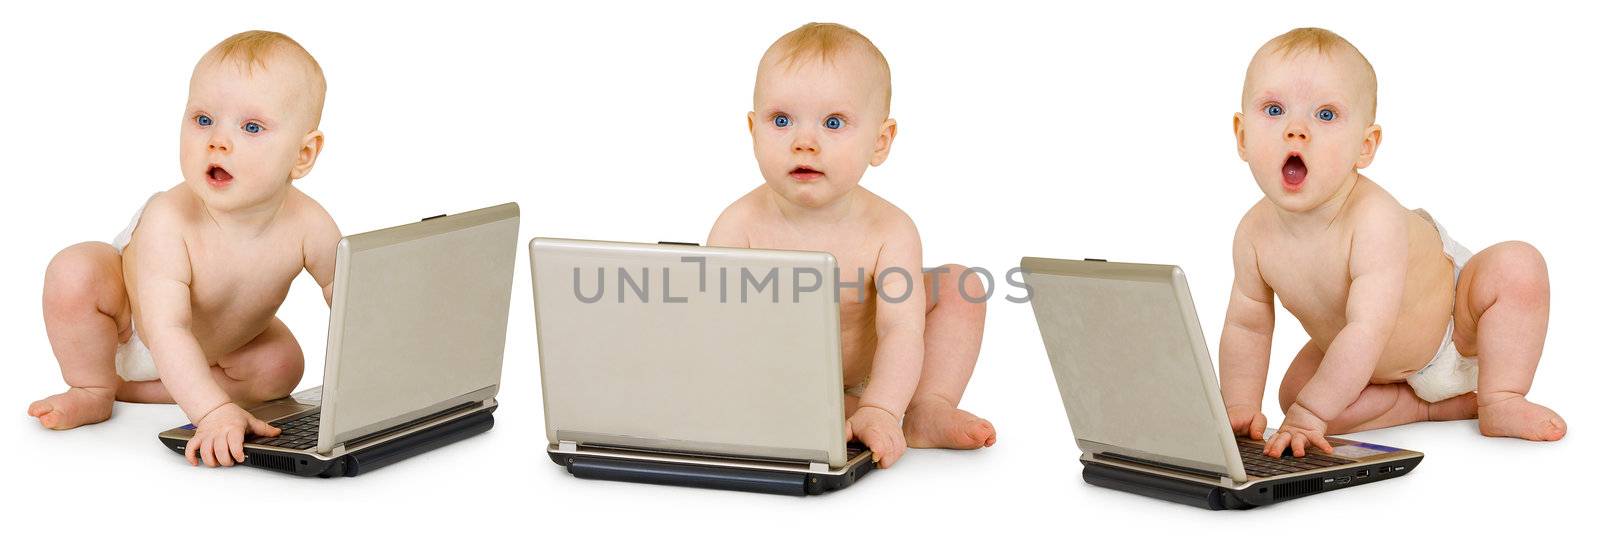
<box><xmin>789</xmin><ymin>165</ymin><xmax>824</xmax><ymax>182</ymax></box>
<box><xmin>206</xmin><ymin>164</ymin><xmax>233</xmax><ymax>187</ymax></box>
<box><xmin>1281</xmin><ymin>153</ymin><xmax>1307</xmax><ymax>191</ymax></box>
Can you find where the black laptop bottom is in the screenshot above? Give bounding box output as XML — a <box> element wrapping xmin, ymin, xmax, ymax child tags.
<box><xmin>158</xmin><ymin>406</ymin><xmax>496</xmax><ymax>478</ymax></box>
<box><xmin>549</xmin><ymin>445</ymin><xmax>875</xmax><ymax>496</ymax></box>
<box><xmin>1082</xmin><ymin>454</ymin><xmax>1423</xmax><ymax>510</ymax></box>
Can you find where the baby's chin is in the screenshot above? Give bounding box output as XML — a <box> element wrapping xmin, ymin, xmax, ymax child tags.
<box><xmin>769</xmin><ymin>180</ymin><xmax>849</xmax><ymax>209</ymax></box>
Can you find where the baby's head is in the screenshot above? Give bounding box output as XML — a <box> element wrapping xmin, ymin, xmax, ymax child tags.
<box><xmin>1234</xmin><ymin>28</ymin><xmax>1381</xmax><ymax>212</ymax></box>
<box><xmin>179</xmin><ymin>31</ymin><xmax>326</xmax><ymax>212</ymax></box>
<box><xmin>750</xmin><ymin>23</ymin><xmax>896</xmax><ymax>209</ymax></box>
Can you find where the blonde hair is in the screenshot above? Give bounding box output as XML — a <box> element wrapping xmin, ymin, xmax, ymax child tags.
<box><xmin>1249</xmin><ymin>27</ymin><xmax>1377</xmax><ymax>120</ymax></box>
<box><xmin>759</xmin><ymin>22</ymin><xmax>892</xmax><ymax>112</ymax></box>
<box><xmin>203</xmin><ymin>30</ymin><xmax>327</xmax><ymax>126</ymax></box>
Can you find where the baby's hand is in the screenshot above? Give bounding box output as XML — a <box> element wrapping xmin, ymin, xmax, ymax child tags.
<box><xmin>1265</xmin><ymin>403</ymin><xmax>1334</xmax><ymax>458</ymax></box>
<box><xmin>846</xmin><ymin>406</ymin><xmax>906</xmax><ymax>468</ymax></box>
<box><xmin>186</xmin><ymin>403</ymin><xmax>281</xmax><ymax>467</ymax></box>
<box><xmin>1226</xmin><ymin>404</ymin><xmax>1267</xmax><ymax>440</ymax></box>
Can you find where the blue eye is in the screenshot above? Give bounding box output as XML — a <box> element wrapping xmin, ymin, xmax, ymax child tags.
<box><xmin>773</xmin><ymin>114</ymin><xmax>790</xmax><ymax>128</ymax></box>
<box><xmin>825</xmin><ymin>116</ymin><xmax>843</xmax><ymax>129</ymax></box>
<box><xmin>242</xmin><ymin>122</ymin><xmax>263</xmax><ymax>134</ymax></box>
<box><xmin>1317</xmin><ymin>108</ymin><xmax>1336</xmax><ymax>122</ymax></box>
<box><xmin>1265</xmin><ymin>104</ymin><xmax>1283</xmax><ymax>117</ymax></box>
<box><xmin>195</xmin><ymin>115</ymin><xmax>213</xmax><ymax>126</ymax></box>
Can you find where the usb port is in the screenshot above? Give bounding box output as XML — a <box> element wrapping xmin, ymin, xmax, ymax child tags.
<box><xmin>1356</xmin><ymin>469</ymin><xmax>1370</xmax><ymax>479</ymax></box>
<box><xmin>1336</xmin><ymin>476</ymin><xmax>1352</xmax><ymax>484</ymax></box>
<box><xmin>1378</xmin><ymin>466</ymin><xmax>1392</xmax><ymax>474</ymax></box>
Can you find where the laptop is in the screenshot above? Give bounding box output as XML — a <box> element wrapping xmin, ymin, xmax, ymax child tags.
<box><xmin>158</xmin><ymin>203</ymin><xmax>520</xmax><ymax>477</ymax></box>
<box><xmin>529</xmin><ymin>238</ymin><xmax>874</xmax><ymax>496</ymax></box>
<box><xmin>1020</xmin><ymin>257</ymin><xmax>1423</xmax><ymax>509</ymax></box>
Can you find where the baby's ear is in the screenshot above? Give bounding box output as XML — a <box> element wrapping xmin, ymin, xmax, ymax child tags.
<box><xmin>290</xmin><ymin>129</ymin><xmax>325</xmax><ymax>180</ymax></box>
<box><xmin>1355</xmin><ymin>124</ymin><xmax>1383</xmax><ymax>169</ymax></box>
<box><xmin>1233</xmin><ymin>113</ymin><xmax>1248</xmax><ymax>161</ymax></box>
<box><xmin>870</xmin><ymin>118</ymin><xmax>898</xmax><ymax>166</ymax></box>
<box><xmin>747</xmin><ymin>111</ymin><xmax>757</xmax><ymax>135</ymax></box>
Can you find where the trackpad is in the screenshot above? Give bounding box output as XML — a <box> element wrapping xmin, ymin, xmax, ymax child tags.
<box><xmin>250</xmin><ymin>402</ymin><xmax>314</xmax><ymax>421</ymax></box>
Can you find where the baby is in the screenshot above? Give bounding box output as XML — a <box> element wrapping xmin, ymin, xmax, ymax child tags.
<box><xmin>28</xmin><ymin>31</ymin><xmax>342</xmax><ymax>468</ymax></box>
<box><xmin>1219</xmin><ymin>28</ymin><xmax>1566</xmax><ymax>458</ymax></box>
<box><xmin>708</xmin><ymin>23</ymin><xmax>997</xmax><ymax>468</ymax></box>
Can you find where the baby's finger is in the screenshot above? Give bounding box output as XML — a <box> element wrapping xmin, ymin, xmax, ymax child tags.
<box><xmin>1311</xmin><ymin>433</ymin><xmax>1335</xmax><ymax>454</ymax></box>
<box><xmin>201</xmin><ymin>437</ymin><xmax>218</xmax><ymax>468</ymax></box>
<box><xmin>230</xmin><ymin>432</ymin><xmax>247</xmax><ymax>464</ymax></box>
<box><xmin>249</xmin><ymin>416</ymin><xmax>280</xmax><ymax>437</ymax></box>
<box><xmin>1289</xmin><ymin>433</ymin><xmax>1307</xmax><ymax>457</ymax></box>
<box><xmin>214</xmin><ymin>433</ymin><xmax>235</xmax><ymax>467</ymax></box>
<box><xmin>1250</xmin><ymin>414</ymin><xmax>1266</xmax><ymax>440</ymax></box>
<box><xmin>185</xmin><ymin>437</ymin><xmax>200</xmax><ymax>466</ymax></box>
<box><xmin>1265</xmin><ymin>432</ymin><xmax>1287</xmax><ymax>457</ymax></box>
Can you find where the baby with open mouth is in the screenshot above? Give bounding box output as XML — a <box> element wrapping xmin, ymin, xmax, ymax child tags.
<box><xmin>29</xmin><ymin>31</ymin><xmax>343</xmax><ymax>469</ymax></box>
<box><xmin>708</xmin><ymin>23</ymin><xmax>997</xmax><ymax>468</ymax></box>
<box><xmin>1219</xmin><ymin>28</ymin><xmax>1565</xmax><ymax>458</ymax></box>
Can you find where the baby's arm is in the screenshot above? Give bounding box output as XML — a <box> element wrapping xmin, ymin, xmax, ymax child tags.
<box><xmin>131</xmin><ymin>208</ymin><xmax>279</xmax><ymax>467</ymax></box>
<box><xmin>849</xmin><ymin>220</ymin><xmax>925</xmax><ymax>468</ymax></box>
<box><xmin>706</xmin><ymin>196</ymin><xmax>754</xmax><ymax>248</ymax></box>
<box><xmin>300</xmin><ymin>197</ymin><xmax>341</xmax><ymax>305</ymax></box>
<box><xmin>1218</xmin><ymin>216</ymin><xmax>1275</xmax><ymax>440</ymax></box>
<box><xmin>1270</xmin><ymin>204</ymin><xmax>1407</xmax><ymax>457</ymax></box>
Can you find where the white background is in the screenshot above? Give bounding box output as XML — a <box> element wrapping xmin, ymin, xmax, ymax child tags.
<box><xmin>2</xmin><ymin>1</ymin><xmax>1594</xmax><ymax>557</ymax></box>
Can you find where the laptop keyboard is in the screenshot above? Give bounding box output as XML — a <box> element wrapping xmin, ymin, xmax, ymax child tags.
<box><xmin>248</xmin><ymin>410</ymin><xmax>321</xmax><ymax>450</ymax></box>
<box><xmin>1236</xmin><ymin>439</ymin><xmax>1355</xmax><ymax>477</ymax></box>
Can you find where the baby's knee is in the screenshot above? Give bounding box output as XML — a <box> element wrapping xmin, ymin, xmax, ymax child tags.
<box><xmin>42</xmin><ymin>243</ymin><xmax>119</xmax><ymax>312</ymax></box>
<box><xmin>1489</xmin><ymin>241</ymin><xmax>1549</xmax><ymax>303</ymax></box>
<box><xmin>236</xmin><ymin>345</ymin><xmax>305</xmax><ymax>400</ymax></box>
<box><xmin>933</xmin><ymin>264</ymin><xmax>989</xmax><ymax>311</ymax></box>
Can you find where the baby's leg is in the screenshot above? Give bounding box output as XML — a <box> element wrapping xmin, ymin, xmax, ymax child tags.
<box><xmin>29</xmin><ymin>243</ymin><xmax>130</xmax><ymax>429</ymax></box>
<box><xmin>1453</xmin><ymin>242</ymin><xmax>1565</xmax><ymax>441</ymax></box>
<box><xmin>903</xmin><ymin>264</ymin><xmax>997</xmax><ymax>449</ymax></box>
<box><xmin>207</xmin><ymin>317</ymin><xmax>305</xmax><ymax>407</ymax></box>
<box><xmin>1277</xmin><ymin>341</ymin><xmax>1476</xmax><ymax>435</ymax></box>
<box><xmin>117</xmin><ymin>318</ymin><xmax>305</xmax><ymax>405</ymax></box>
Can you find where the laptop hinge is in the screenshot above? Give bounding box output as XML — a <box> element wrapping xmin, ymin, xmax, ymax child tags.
<box><xmin>558</xmin><ymin>440</ymin><xmax>578</xmax><ymax>453</ymax></box>
<box><xmin>331</xmin><ymin>444</ymin><xmax>347</xmax><ymax>455</ymax></box>
<box><xmin>808</xmin><ymin>461</ymin><xmax>829</xmax><ymax>474</ymax></box>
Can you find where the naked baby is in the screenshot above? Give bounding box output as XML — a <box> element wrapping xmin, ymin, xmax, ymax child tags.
<box><xmin>708</xmin><ymin>23</ymin><xmax>997</xmax><ymax>467</ymax></box>
<box><xmin>1219</xmin><ymin>28</ymin><xmax>1566</xmax><ymax>458</ymax></box>
<box><xmin>28</xmin><ymin>31</ymin><xmax>342</xmax><ymax>468</ymax></box>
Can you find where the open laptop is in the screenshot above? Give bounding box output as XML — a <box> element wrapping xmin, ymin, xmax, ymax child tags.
<box><xmin>158</xmin><ymin>203</ymin><xmax>520</xmax><ymax>477</ymax></box>
<box><xmin>1020</xmin><ymin>257</ymin><xmax>1423</xmax><ymax>509</ymax></box>
<box><xmin>530</xmin><ymin>238</ymin><xmax>874</xmax><ymax>495</ymax></box>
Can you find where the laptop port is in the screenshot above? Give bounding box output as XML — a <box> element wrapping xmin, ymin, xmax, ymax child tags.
<box><xmin>1336</xmin><ymin>476</ymin><xmax>1352</xmax><ymax>484</ymax></box>
<box><xmin>1378</xmin><ymin>466</ymin><xmax>1392</xmax><ymax>474</ymax></box>
<box><xmin>1356</xmin><ymin>469</ymin><xmax>1370</xmax><ymax>479</ymax></box>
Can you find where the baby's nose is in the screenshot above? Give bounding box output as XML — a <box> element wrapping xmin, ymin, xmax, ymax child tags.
<box><xmin>1284</xmin><ymin>127</ymin><xmax>1308</xmax><ymax>142</ymax></box>
<box><xmin>791</xmin><ymin>138</ymin><xmax>818</xmax><ymax>153</ymax></box>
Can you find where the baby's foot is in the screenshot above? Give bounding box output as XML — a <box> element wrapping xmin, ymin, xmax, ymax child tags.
<box><xmin>1426</xmin><ymin>392</ymin><xmax>1479</xmax><ymax>422</ymax></box>
<box><xmin>1478</xmin><ymin>395</ymin><xmax>1566</xmax><ymax>441</ymax></box>
<box><xmin>904</xmin><ymin>399</ymin><xmax>996</xmax><ymax>450</ymax></box>
<box><xmin>27</xmin><ymin>387</ymin><xmax>114</xmax><ymax>430</ymax></box>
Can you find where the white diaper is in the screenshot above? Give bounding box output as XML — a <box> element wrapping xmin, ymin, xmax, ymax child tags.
<box><xmin>1405</xmin><ymin>209</ymin><xmax>1478</xmax><ymax>403</ymax></box>
<box><xmin>112</xmin><ymin>194</ymin><xmax>160</xmax><ymax>382</ymax></box>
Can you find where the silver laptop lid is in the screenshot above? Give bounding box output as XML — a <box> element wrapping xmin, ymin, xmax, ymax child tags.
<box><xmin>531</xmin><ymin>238</ymin><xmax>848</xmax><ymax>468</ymax></box>
<box><xmin>315</xmin><ymin>203</ymin><xmax>520</xmax><ymax>454</ymax></box>
<box><xmin>1021</xmin><ymin>258</ymin><xmax>1248</xmax><ymax>482</ymax></box>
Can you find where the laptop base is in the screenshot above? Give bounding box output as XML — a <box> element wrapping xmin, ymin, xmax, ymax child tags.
<box><xmin>548</xmin><ymin>445</ymin><xmax>875</xmax><ymax>496</ymax></box>
<box><xmin>159</xmin><ymin>407</ymin><xmax>496</xmax><ymax>478</ymax></box>
<box><xmin>1082</xmin><ymin>455</ymin><xmax>1423</xmax><ymax>510</ymax></box>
